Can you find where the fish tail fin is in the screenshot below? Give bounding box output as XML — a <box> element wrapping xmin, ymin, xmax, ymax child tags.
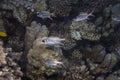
<box><xmin>88</xmin><ymin>9</ymin><xmax>95</xmax><ymax>17</ymax></box>
<box><xmin>60</xmin><ymin>38</ymin><xmax>65</xmax><ymax>41</ymax></box>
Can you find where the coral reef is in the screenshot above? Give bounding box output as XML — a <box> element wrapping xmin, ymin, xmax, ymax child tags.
<box><xmin>1</xmin><ymin>2</ymin><xmax>31</xmax><ymax>24</ymax></box>
<box><xmin>0</xmin><ymin>1</ymin><xmax>120</xmax><ymax>80</ymax></box>
<box><xmin>25</xmin><ymin>21</ymin><xmax>49</xmax><ymax>51</ymax></box>
<box><xmin>89</xmin><ymin>45</ymin><xmax>106</xmax><ymax>63</ymax></box>
<box><xmin>0</xmin><ymin>41</ymin><xmax>23</xmax><ymax>80</ymax></box>
<box><xmin>65</xmin><ymin>65</ymin><xmax>94</xmax><ymax>80</ymax></box>
<box><xmin>61</xmin><ymin>39</ymin><xmax>76</xmax><ymax>50</ymax></box>
<box><xmin>70</xmin><ymin>21</ymin><xmax>101</xmax><ymax>40</ymax></box>
<box><xmin>26</xmin><ymin>37</ymin><xmax>67</xmax><ymax>80</ymax></box>
<box><xmin>47</xmin><ymin>0</ymin><xmax>72</xmax><ymax>17</ymax></box>
<box><xmin>70</xmin><ymin>49</ymin><xmax>82</xmax><ymax>64</ymax></box>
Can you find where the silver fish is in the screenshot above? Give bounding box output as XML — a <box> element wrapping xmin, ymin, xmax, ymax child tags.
<box><xmin>40</xmin><ymin>37</ymin><xmax>65</xmax><ymax>45</ymax></box>
<box><xmin>45</xmin><ymin>60</ymin><xmax>63</xmax><ymax>67</ymax></box>
<box><xmin>112</xmin><ymin>15</ymin><xmax>120</xmax><ymax>22</ymax></box>
<box><xmin>36</xmin><ymin>11</ymin><xmax>53</xmax><ymax>20</ymax></box>
<box><xmin>73</xmin><ymin>10</ymin><xmax>94</xmax><ymax>21</ymax></box>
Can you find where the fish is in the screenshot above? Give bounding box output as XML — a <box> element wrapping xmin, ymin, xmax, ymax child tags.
<box><xmin>36</xmin><ymin>11</ymin><xmax>53</xmax><ymax>20</ymax></box>
<box><xmin>0</xmin><ymin>32</ymin><xmax>7</xmax><ymax>37</ymax></box>
<box><xmin>112</xmin><ymin>15</ymin><xmax>120</xmax><ymax>22</ymax></box>
<box><xmin>45</xmin><ymin>60</ymin><xmax>63</xmax><ymax>67</ymax></box>
<box><xmin>40</xmin><ymin>37</ymin><xmax>65</xmax><ymax>45</ymax></box>
<box><xmin>73</xmin><ymin>10</ymin><xmax>94</xmax><ymax>21</ymax></box>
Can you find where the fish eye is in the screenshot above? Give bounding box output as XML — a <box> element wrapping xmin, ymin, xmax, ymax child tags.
<box><xmin>42</xmin><ymin>40</ymin><xmax>45</xmax><ymax>42</ymax></box>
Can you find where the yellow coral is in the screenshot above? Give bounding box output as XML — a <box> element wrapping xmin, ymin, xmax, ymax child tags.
<box><xmin>0</xmin><ymin>32</ymin><xmax>7</xmax><ymax>37</ymax></box>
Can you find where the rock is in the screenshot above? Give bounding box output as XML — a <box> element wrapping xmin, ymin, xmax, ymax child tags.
<box><xmin>103</xmin><ymin>5</ymin><xmax>112</xmax><ymax>18</ymax></box>
<box><xmin>112</xmin><ymin>3</ymin><xmax>120</xmax><ymax>15</ymax></box>
<box><xmin>95</xmin><ymin>17</ymin><xmax>103</xmax><ymax>26</ymax></box>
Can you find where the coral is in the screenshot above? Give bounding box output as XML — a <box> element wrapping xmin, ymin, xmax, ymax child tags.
<box><xmin>1</xmin><ymin>1</ymin><xmax>120</xmax><ymax>80</ymax></box>
<box><xmin>70</xmin><ymin>30</ymin><xmax>82</xmax><ymax>40</ymax></box>
<box><xmin>99</xmin><ymin>53</ymin><xmax>118</xmax><ymax>70</ymax></box>
<box><xmin>0</xmin><ymin>0</ymin><xmax>48</xmax><ymax>23</ymax></box>
<box><xmin>1</xmin><ymin>2</ymin><xmax>30</xmax><ymax>23</ymax></box>
<box><xmin>70</xmin><ymin>49</ymin><xmax>82</xmax><ymax>63</ymax></box>
<box><xmin>33</xmin><ymin>0</ymin><xmax>47</xmax><ymax>12</ymax></box>
<box><xmin>70</xmin><ymin>21</ymin><xmax>101</xmax><ymax>40</ymax></box>
<box><xmin>0</xmin><ymin>17</ymin><xmax>6</xmax><ymax>32</ymax></box>
<box><xmin>90</xmin><ymin>53</ymin><xmax>118</xmax><ymax>74</ymax></box>
<box><xmin>0</xmin><ymin>16</ymin><xmax>7</xmax><ymax>37</ymax></box>
<box><xmin>8</xmin><ymin>36</ymin><xmax>24</xmax><ymax>52</ymax></box>
<box><xmin>47</xmin><ymin>0</ymin><xmax>72</xmax><ymax>17</ymax></box>
<box><xmin>9</xmin><ymin>0</ymin><xmax>47</xmax><ymax>12</ymax></box>
<box><xmin>25</xmin><ymin>21</ymin><xmax>49</xmax><ymax>51</ymax></box>
<box><xmin>90</xmin><ymin>45</ymin><xmax>106</xmax><ymax>63</ymax></box>
<box><xmin>110</xmin><ymin>43</ymin><xmax>120</xmax><ymax>60</ymax></box>
<box><xmin>27</xmin><ymin>37</ymin><xmax>66</xmax><ymax>80</ymax></box>
<box><xmin>65</xmin><ymin>65</ymin><xmax>94</xmax><ymax>80</ymax></box>
<box><xmin>13</xmin><ymin>7</ymin><xmax>28</xmax><ymax>23</ymax></box>
<box><xmin>0</xmin><ymin>41</ymin><xmax>7</xmax><ymax>66</ymax></box>
<box><xmin>0</xmin><ymin>41</ymin><xmax>23</xmax><ymax>80</ymax></box>
<box><xmin>62</xmin><ymin>39</ymin><xmax>76</xmax><ymax>50</ymax></box>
